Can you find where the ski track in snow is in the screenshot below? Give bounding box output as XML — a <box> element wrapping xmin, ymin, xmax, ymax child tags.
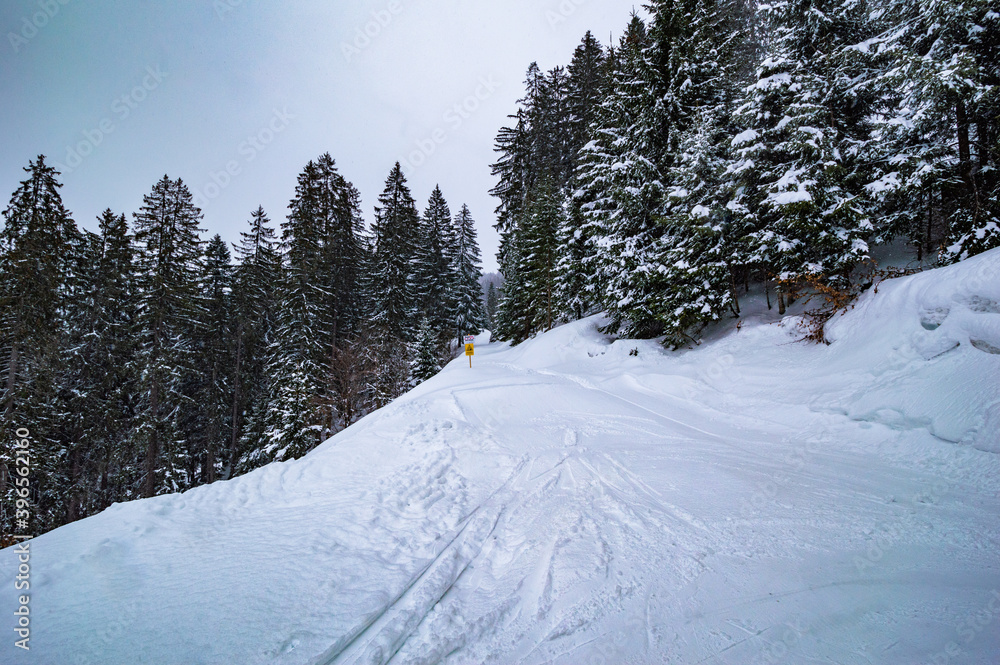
<box><xmin>3</xmin><ymin>250</ymin><xmax>1000</xmax><ymax>664</ymax></box>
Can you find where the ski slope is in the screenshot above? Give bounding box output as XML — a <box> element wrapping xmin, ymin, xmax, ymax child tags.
<box><xmin>3</xmin><ymin>250</ymin><xmax>1000</xmax><ymax>665</ymax></box>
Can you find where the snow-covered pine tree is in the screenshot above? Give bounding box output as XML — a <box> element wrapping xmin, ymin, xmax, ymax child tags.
<box><xmin>642</xmin><ymin>0</ymin><xmax>757</xmax><ymax>345</ymax></box>
<box><xmin>369</xmin><ymin>163</ymin><xmax>420</xmax><ymax>343</ymax></box>
<box><xmin>555</xmin><ymin>197</ymin><xmax>594</xmax><ymax>323</ymax></box>
<box><xmin>55</xmin><ymin>210</ymin><xmax>140</xmax><ymax>525</ymax></box>
<box><xmin>358</xmin><ymin>163</ymin><xmax>423</xmax><ymax>407</ymax></box>
<box><xmin>1</xmin><ymin>157</ymin><xmax>78</xmax><ymax>424</ymax></box>
<box><xmin>451</xmin><ymin>204</ymin><xmax>487</xmax><ymax>347</ymax></box>
<box><xmin>866</xmin><ymin>0</ymin><xmax>999</xmax><ymax>261</ymax></box>
<box><xmin>555</xmin><ymin>32</ymin><xmax>609</xmax><ymax>323</ymax></box>
<box><xmin>86</xmin><ymin>210</ymin><xmax>140</xmax><ymax>510</ymax></box>
<box><xmin>242</xmin><ymin>156</ymin><xmax>366</xmax><ymax>471</ymax></box>
<box><xmin>413</xmin><ymin>186</ymin><xmax>457</xmax><ymax>351</ymax></box>
<box><xmin>0</xmin><ymin>157</ymin><xmax>89</xmax><ymax>533</ymax></box>
<box><xmin>132</xmin><ymin>175</ymin><xmax>205</xmax><ymax>498</ymax></box>
<box><xmin>728</xmin><ymin>0</ymin><xmax>875</xmax><ymax>292</ymax></box>
<box><xmin>410</xmin><ymin>317</ymin><xmax>441</xmax><ymax>384</ymax></box>
<box><xmin>229</xmin><ymin>206</ymin><xmax>280</xmax><ymax>477</ymax></box>
<box><xmin>184</xmin><ymin>235</ymin><xmax>233</xmax><ymax>485</ymax></box>
<box><xmin>493</xmin><ymin>233</ymin><xmax>533</xmax><ymax>344</ymax></box>
<box><xmin>491</xmin><ymin>59</ymin><xmax>582</xmax><ymax>343</ymax></box>
<box><xmin>526</xmin><ymin>181</ymin><xmax>565</xmax><ymax>335</ymax></box>
<box><xmin>56</xmin><ymin>228</ymin><xmax>103</xmax><ymax>525</ymax></box>
<box><xmin>576</xmin><ymin>14</ymin><xmax>670</xmax><ymax>337</ymax></box>
<box><xmin>485</xmin><ymin>282</ymin><xmax>499</xmax><ymax>330</ymax></box>
<box><xmin>498</xmin><ymin>179</ymin><xmax>564</xmax><ymax>341</ymax></box>
<box><xmin>567</xmin><ymin>31</ymin><xmax>607</xmax><ymax>165</ymax></box>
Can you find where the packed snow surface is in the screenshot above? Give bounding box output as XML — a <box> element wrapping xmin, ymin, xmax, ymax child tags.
<box><xmin>4</xmin><ymin>250</ymin><xmax>1000</xmax><ymax>664</ymax></box>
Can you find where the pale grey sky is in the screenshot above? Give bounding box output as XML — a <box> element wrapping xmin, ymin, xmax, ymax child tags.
<box><xmin>1</xmin><ymin>0</ymin><xmax>636</xmax><ymax>272</ymax></box>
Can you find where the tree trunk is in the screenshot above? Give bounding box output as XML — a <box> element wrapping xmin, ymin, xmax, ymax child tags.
<box><xmin>1</xmin><ymin>339</ymin><xmax>18</xmax><ymax>509</ymax></box>
<box><xmin>205</xmin><ymin>363</ymin><xmax>218</xmax><ymax>484</ymax></box>
<box><xmin>228</xmin><ymin>325</ymin><xmax>243</xmax><ymax>478</ymax></box>
<box><xmin>3</xmin><ymin>339</ymin><xmax>19</xmax><ymax>421</ymax></box>
<box><xmin>957</xmin><ymin>100</ymin><xmax>972</xmax><ymax>190</ymax></box>
<box><xmin>144</xmin><ymin>378</ymin><xmax>159</xmax><ymax>498</ymax></box>
<box><xmin>144</xmin><ymin>312</ymin><xmax>165</xmax><ymax>498</ymax></box>
<box><xmin>99</xmin><ymin>451</ymin><xmax>110</xmax><ymax>510</ymax></box>
<box><xmin>66</xmin><ymin>447</ymin><xmax>82</xmax><ymax>523</ymax></box>
<box><xmin>729</xmin><ymin>266</ymin><xmax>741</xmax><ymax>315</ymax></box>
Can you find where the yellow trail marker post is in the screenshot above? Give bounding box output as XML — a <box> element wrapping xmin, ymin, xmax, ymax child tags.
<box><xmin>464</xmin><ymin>335</ymin><xmax>475</xmax><ymax>368</ymax></box>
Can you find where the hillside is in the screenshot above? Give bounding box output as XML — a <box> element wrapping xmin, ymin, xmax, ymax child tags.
<box><xmin>2</xmin><ymin>249</ymin><xmax>999</xmax><ymax>665</ymax></box>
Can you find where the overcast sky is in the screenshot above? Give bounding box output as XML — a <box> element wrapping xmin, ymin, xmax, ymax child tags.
<box><xmin>1</xmin><ymin>0</ymin><xmax>637</xmax><ymax>273</ymax></box>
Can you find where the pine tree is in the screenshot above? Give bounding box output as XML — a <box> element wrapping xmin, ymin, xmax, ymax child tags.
<box><xmin>554</xmin><ymin>32</ymin><xmax>609</xmax><ymax>323</ymax></box>
<box><xmin>91</xmin><ymin>210</ymin><xmax>139</xmax><ymax>508</ymax></box>
<box><xmin>229</xmin><ymin>206</ymin><xmax>280</xmax><ymax>476</ymax></box>
<box><xmin>485</xmin><ymin>282</ymin><xmax>499</xmax><ymax>330</ymax></box>
<box><xmin>491</xmin><ymin>51</ymin><xmax>603</xmax><ymax>343</ymax></box>
<box><xmin>642</xmin><ymin>0</ymin><xmax>757</xmax><ymax>345</ymax></box>
<box><xmin>0</xmin><ymin>156</ymin><xmax>82</xmax><ymax>533</ymax></box>
<box><xmin>241</xmin><ymin>155</ymin><xmax>366</xmax><ymax>471</ymax></box>
<box><xmin>369</xmin><ymin>163</ymin><xmax>420</xmax><ymax>342</ymax></box>
<box><xmin>133</xmin><ymin>175</ymin><xmax>205</xmax><ymax>498</ymax></box>
<box><xmin>567</xmin><ymin>31</ymin><xmax>608</xmax><ymax>162</ymax></box>
<box><xmin>63</xmin><ymin>210</ymin><xmax>140</xmax><ymax>521</ymax></box>
<box><xmin>497</xmin><ymin>181</ymin><xmax>564</xmax><ymax>341</ymax></box>
<box><xmin>577</xmin><ymin>15</ymin><xmax>669</xmax><ymax>336</ymax></box>
<box><xmin>493</xmin><ymin>234</ymin><xmax>534</xmax><ymax>344</ymax></box>
<box><xmin>728</xmin><ymin>0</ymin><xmax>875</xmax><ymax>291</ymax></box>
<box><xmin>185</xmin><ymin>235</ymin><xmax>232</xmax><ymax>485</ymax></box>
<box><xmin>411</xmin><ymin>318</ymin><xmax>441</xmax><ymax>384</ymax></box>
<box><xmin>523</xmin><ymin>181</ymin><xmax>564</xmax><ymax>334</ymax></box>
<box><xmin>413</xmin><ymin>186</ymin><xmax>458</xmax><ymax>347</ymax></box>
<box><xmin>452</xmin><ymin>204</ymin><xmax>487</xmax><ymax>346</ymax></box>
<box><xmin>57</xmin><ymin>228</ymin><xmax>102</xmax><ymax>524</ymax></box>
<box><xmin>555</xmin><ymin>199</ymin><xmax>592</xmax><ymax>321</ymax></box>
<box><xmin>867</xmin><ymin>0</ymin><xmax>999</xmax><ymax>261</ymax></box>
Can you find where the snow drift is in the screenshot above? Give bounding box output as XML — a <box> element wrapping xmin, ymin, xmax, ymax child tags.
<box><xmin>2</xmin><ymin>249</ymin><xmax>999</xmax><ymax>665</ymax></box>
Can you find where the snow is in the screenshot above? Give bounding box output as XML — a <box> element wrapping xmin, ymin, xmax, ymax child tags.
<box><xmin>768</xmin><ymin>189</ymin><xmax>812</xmax><ymax>205</ymax></box>
<box><xmin>3</xmin><ymin>251</ymin><xmax>1000</xmax><ymax>664</ymax></box>
<box><xmin>731</xmin><ymin>129</ymin><xmax>758</xmax><ymax>147</ymax></box>
<box><xmin>768</xmin><ymin>168</ymin><xmax>814</xmax><ymax>206</ymax></box>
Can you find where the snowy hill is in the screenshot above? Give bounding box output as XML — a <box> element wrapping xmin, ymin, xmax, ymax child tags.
<box><xmin>3</xmin><ymin>250</ymin><xmax>1000</xmax><ymax>665</ymax></box>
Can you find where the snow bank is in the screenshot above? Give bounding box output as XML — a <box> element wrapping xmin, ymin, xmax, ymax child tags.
<box><xmin>825</xmin><ymin>248</ymin><xmax>1000</xmax><ymax>451</ymax></box>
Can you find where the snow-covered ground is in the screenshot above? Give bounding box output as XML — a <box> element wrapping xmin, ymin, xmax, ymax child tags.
<box><xmin>4</xmin><ymin>250</ymin><xmax>1000</xmax><ymax>665</ymax></box>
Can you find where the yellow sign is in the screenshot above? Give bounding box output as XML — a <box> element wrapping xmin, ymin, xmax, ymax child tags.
<box><xmin>465</xmin><ymin>343</ymin><xmax>475</xmax><ymax>356</ymax></box>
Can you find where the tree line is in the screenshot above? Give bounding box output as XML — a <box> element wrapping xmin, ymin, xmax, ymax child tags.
<box><xmin>0</xmin><ymin>154</ymin><xmax>485</xmax><ymax>535</ymax></box>
<box><xmin>492</xmin><ymin>0</ymin><xmax>998</xmax><ymax>347</ymax></box>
